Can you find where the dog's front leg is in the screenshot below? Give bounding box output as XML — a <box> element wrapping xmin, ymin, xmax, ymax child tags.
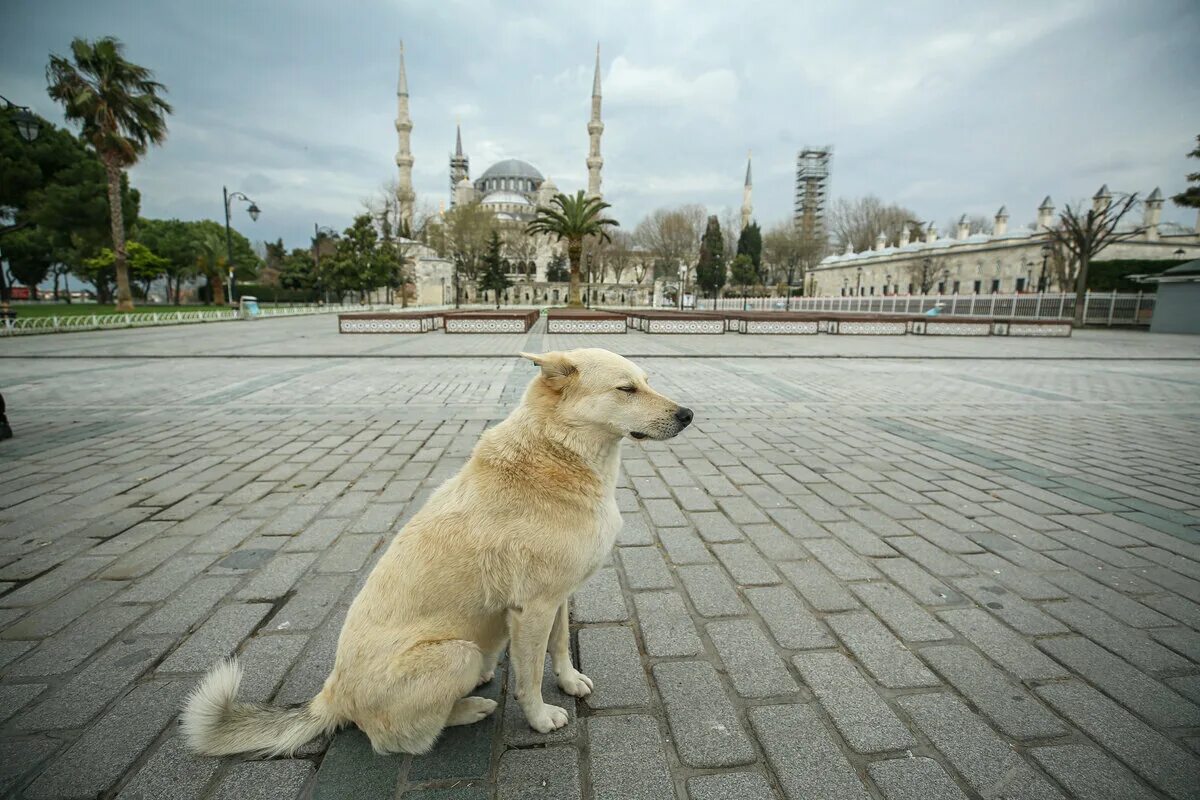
<box><xmin>511</xmin><ymin>600</ymin><xmax>569</xmax><ymax>733</ymax></box>
<box><xmin>549</xmin><ymin>600</ymin><xmax>592</xmax><ymax>698</ymax></box>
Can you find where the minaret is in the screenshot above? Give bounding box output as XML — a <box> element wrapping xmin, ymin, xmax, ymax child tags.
<box><xmin>449</xmin><ymin>122</ymin><xmax>469</xmax><ymax>205</ymax></box>
<box><xmin>394</xmin><ymin>41</ymin><xmax>415</xmax><ymax>230</ymax></box>
<box><xmin>586</xmin><ymin>43</ymin><xmax>604</xmax><ymax>198</ymax></box>
<box><xmin>741</xmin><ymin>151</ymin><xmax>753</xmax><ymax>230</ymax></box>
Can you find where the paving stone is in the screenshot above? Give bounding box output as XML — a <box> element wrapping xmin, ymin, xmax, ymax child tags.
<box><xmin>955</xmin><ymin>575</ymin><xmax>1068</xmax><ymax>635</ymax></box>
<box><xmin>158</xmin><ymin>602</ymin><xmax>272</xmax><ymax>672</ymax></box>
<box><xmin>656</xmin><ymin>526</ymin><xmax>714</xmax><ymax>564</ymax></box>
<box><xmin>136</xmin><ymin>575</ymin><xmax>240</xmax><ymax>635</ymax></box>
<box><xmin>1027</xmin><ymin>744</ymin><xmax>1160</xmax><ymax>800</ymax></box>
<box><xmin>99</xmin><ymin>536</ymin><xmax>190</xmax><ymax>579</ymax></box>
<box><xmin>653</xmin><ymin>661</ymin><xmax>756</xmax><ymax>767</ymax></box>
<box><xmin>633</xmin><ymin>590</ymin><xmax>702</xmax><ymax>656</ymax></box>
<box><xmin>937</xmin><ymin>607</ymin><xmax>1068</xmax><ymax>681</ymax></box>
<box><xmin>410</xmin><ymin>669</ymin><xmax>501</xmax><ymax>782</ymax></box>
<box><xmin>316</xmin><ymin>533</ymin><xmax>382</xmax><ymax>573</ymax></box>
<box><xmin>282</xmin><ymin>516</ymin><xmax>351</xmax><ymax>552</ymax></box>
<box><xmin>848</xmin><ymin>581</ymin><xmax>953</xmax><ymax>642</ymax></box>
<box><xmin>686</xmin><ymin>771</ymin><xmax>776</xmax><ymax>800</ymax></box>
<box><xmin>713</xmin><ymin>542</ymin><xmax>780</xmax><ymax>585</ymax></box>
<box><xmin>749</xmin><ymin>704</ymin><xmax>869</xmax><ymax>800</ymax></box>
<box><xmin>115</xmin><ymin>733</ymin><xmax>222</xmax><ymax>800</ymax></box>
<box><xmin>744</xmin><ymin>585</ymin><xmax>834</xmax><ymax>649</ymax></box>
<box><xmin>1152</xmin><ymin>625</ymin><xmax>1200</xmax><ymax>663</ymax></box>
<box><xmin>25</xmin><ymin>680</ymin><xmax>189</xmax><ymax>800</ymax></box>
<box><xmin>578</xmin><ymin>626</ymin><xmax>649</xmax><ymax>709</ymax></box>
<box><xmin>571</xmin><ymin>567</ymin><xmax>628</xmax><ymax>623</ymax></box>
<box><xmin>1035</xmin><ymin>681</ymin><xmax>1196</xmax><ymax>800</ymax></box>
<box><xmin>587</xmin><ymin>715</ymin><xmax>674</xmax><ymax>800</ymax></box>
<box><xmin>778</xmin><ymin>560</ymin><xmax>860</xmax><ymax>611</ymax></box>
<box><xmin>826</xmin><ymin>521</ymin><xmax>898</xmax><ymax>557</ymax></box>
<box><xmin>618</xmin><ymin>546</ymin><xmax>674</xmax><ymax>590</ymax></box>
<box><xmin>920</xmin><ymin>644</ymin><xmax>1066</xmax><ymax>740</ymax></box>
<box><xmin>1043</xmin><ymin>599</ymin><xmax>1190</xmax><ymax>673</ymax></box>
<box><xmin>767</xmin><ymin>507</ymin><xmax>829</xmax><ymax>538</ymax></box>
<box><xmin>678</xmin><ymin>563</ymin><xmax>745</xmax><ymax>617</ymax></box>
<box><xmin>16</xmin><ymin>634</ymin><xmax>174</xmax><ymax>730</ymax></box>
<box><xmin>502</xmin><ymin>657</ymin><xmax>577</xmax><ymax>746</ymax></box>
<box><xmin>691</xmin><ymin>511</ymin><xmax>743</xmax><ymax>542</ymax></box>
<box><xmin>867</xmin><ymin>560</ymin><xmax>959</xmax><ymax>611</ymax></box>
<box><xmin>958</xmin><ymin>552</ymin><xmax>1066</xmax><ymax>600</ymax></box>
<box><xmin>0</xmin><ymin>682</ymin><xmax>46</xmax><ymax>723</ymax></box>
<box><xmin>273</xmin><ymin>573</ymin><xmax>354</xmax><ymax>631</ymax></box>
<box><xmin>887</xmin><ymin>536</ymin><xmax>973</xmax><ymax>576</ymax></box>
<box><xmin>7</xmin><ymin>603</ymin><xmax>147</xmax><ymax>677</ymax></box>
<box><xmin>0</xmin><ymin>736</ymin><xmax>60</xmax><ymax>796</ymax></box>
<box><xmin>793</xmin><ymin>651</ymin><xmax>915</xmax><ymax>753</ymax></box>
<box><xmin>211</xmin><ymin>760</ymin><xmax>315</xmax><ymax>800</ymax></box>
<box><xmin>616</xmin><ymin>512</ymin><xmax>654</xmax><ymax>545</ymax></box>
<box><xmin>742</xmin><ymin>522</ymin><xmax>807</xmax><ymax>560</ymax></box>
<box><xmin>707</xmin><ymin>619</ymin><xmax>798</xmax><ymax>698</ymax></box>
<box><xmin>348</xmin><ymin>502</ymin><xmax>405</xmax><ymax>533</ymax></box>
<box><xmin>496</xmin><ymin>747</ymin><xmax>581</xmax><ymax>800</ymax></box>
<box><xmin>867</xmin><ymin>757</ymin><xmax>969</xmax><ymax>800</ymax></box>
<box><xmin>898</xmin><ymin>693</ymin><xmax>1064</xmax><ymax>800</ymax></box>
<box><xmin>235</xmin><ymin>552</ymin><xmax>319</xmax><ymax>600</ymax></box>
<box><xmin>644</xmin><ymin>498</ymin><xmax>688</xmax><ymax>527</ymax></box>
<box><xmin>0</xmin><ymin>556</ymin><xmax>114</xmax><ymax>607</ymax></box>
<box><xmin>236</xmin><ymin>633</ymin><xmax>311</xmax><ymax>701</ymax></box>
<box><xmin>1045</xmin><ymin>570</ymin><xmax>1173</xmax><ymax>628</ymax></box>
<box><xmin>2</xmin><ymin>579</ymin><xmax>121</xmax><ymax>639</ymax></box>
<box><xmin>827</xmin><ymin>611</ymin><xmax>938</xmax><ymax>688</ymax></box>
<box><xmin>803</xmin><ymin>538</ymin><xmax>880</xmax><ymax>581</ymax></box>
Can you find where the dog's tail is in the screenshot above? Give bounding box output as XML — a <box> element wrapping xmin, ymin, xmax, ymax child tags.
<box><xmin>180</xmin><ymin>659</ymin><xmax>341</xmax><ymax>758</ymax></box>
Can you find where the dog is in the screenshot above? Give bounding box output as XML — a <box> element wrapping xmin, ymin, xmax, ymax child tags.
<box><xmin>181</xmin><ymin>348</ymin><xmax>693</xmax><ymax>756</ymax></box>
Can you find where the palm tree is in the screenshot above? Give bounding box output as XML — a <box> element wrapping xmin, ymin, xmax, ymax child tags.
<box><xmin>47</xmin><ymin>37</ymin><xmax>172</xmax><ymax>312</ymax></box>
<box><xmin>194</xmin><ymin>232</ymin><xmax>227</xmax><ymax>306</ymax></box>
<box><xmin>526</xmin><ymin>190</ymin><xmax>618</xmax><ymax>307</ymax></box>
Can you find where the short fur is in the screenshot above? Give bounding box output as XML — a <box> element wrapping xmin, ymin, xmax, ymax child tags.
<box><xmin>182</xmin><ymin>348</ymin><xmax>691</xmax><ymax>757</ymax></box>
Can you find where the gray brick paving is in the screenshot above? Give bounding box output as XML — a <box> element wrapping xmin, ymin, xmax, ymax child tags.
<box><xmin>3</xmin><ymin>323</ymin><xmax>1200</xmax><ymax>799</ymax></box>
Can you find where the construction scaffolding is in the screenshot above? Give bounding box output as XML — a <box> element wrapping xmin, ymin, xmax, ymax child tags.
<box><xmin>794</xmin><ymin>146</ymin><xmax>832</xmax><ymax>239</ymax></box>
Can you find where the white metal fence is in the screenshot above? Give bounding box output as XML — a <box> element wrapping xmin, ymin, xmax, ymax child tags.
<box><xmin>0</xmin><ymin>303</ymin><xmax>375</xmax><ymax>337</ymax></box>
<box><xmin>693</xmin><ymin>291</ymin><xmax>1156</xmax><ymax>326</ymax></box>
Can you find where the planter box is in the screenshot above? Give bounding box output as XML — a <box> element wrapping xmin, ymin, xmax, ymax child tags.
<box><xmin>546</xmin><ymin>309</ymin><xmax>626</xmax><ymax>334</ymax></box>
<box><xmin>339</xmin><ymin>312</ymin><xmax>440</xmax><ymax>333</ymax></box>
<box><xmin>623</xmin><ymin>310</ymin><xmax>725</xmax><ymax>334</ymax></box>
<box><xmin>443</xmin><ymin>310</ymin><xmax>539</xmax><ymax>333</ymax></box>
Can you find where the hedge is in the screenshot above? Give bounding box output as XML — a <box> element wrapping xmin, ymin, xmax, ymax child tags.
<box><xmin>1087</xmin><ymin>259</ymin><xmax>1188</xmax><ymax>292</ymax></box>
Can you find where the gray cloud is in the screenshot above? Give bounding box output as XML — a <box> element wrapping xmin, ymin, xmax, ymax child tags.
<box><xmin>3</xmin><ymin>0</ymin><xmax>1197</xmax><ymax>250</ymax></box>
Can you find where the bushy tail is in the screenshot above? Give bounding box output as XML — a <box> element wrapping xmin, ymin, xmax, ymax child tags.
<box><xmin>180</xmin><ymin>659</ymin><xmax>340</xmax><ymax>758</ymax></box>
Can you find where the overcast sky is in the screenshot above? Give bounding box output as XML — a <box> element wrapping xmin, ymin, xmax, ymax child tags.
<box><xmin>3</xmin><ymin>0</ymin><xmax>1198</xmax><ymax>250</ymax></box>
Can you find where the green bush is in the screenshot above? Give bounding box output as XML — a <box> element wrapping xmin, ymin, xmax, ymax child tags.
<box><xmin>234</xmin><ymin>284</ymin><xmax>318</xmax><ymax>303</ymax></box>
<box><xmin>1087</xmin><ymin>259</ymin><xmax>1188</xmax><ymax>292</ymax></box>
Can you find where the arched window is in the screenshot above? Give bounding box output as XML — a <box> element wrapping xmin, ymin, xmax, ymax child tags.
<box><xmin>552</xmin><ymin>289</ymin><xmax>559</xmax><ymax>302</ymax></box>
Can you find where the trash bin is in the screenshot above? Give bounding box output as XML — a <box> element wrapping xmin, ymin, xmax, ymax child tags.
<box><xmin>239</xmin><ymin>296</ymin><xmax>261</xmax><ymax>320</ymax></box>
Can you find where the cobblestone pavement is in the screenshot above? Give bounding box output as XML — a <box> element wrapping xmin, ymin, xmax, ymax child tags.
<box><xmin>1</xmin><ymin>319</ymin><xmax>1199</xmax><ymax>799</ymax></box>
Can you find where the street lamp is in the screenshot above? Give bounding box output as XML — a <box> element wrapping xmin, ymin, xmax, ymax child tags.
<box><xmin>677</xmin><ymin>261</ymin><xmax>688</xmax><ymax>310</ymax></box>
<box><xmin>1</xmin><ymin>95</ymin><xmax>40</xmax><ymax>142</ymax></box>
<box><xmin>313</xmin><ymin>224</ymin><xmax>338</xmax><ymax>304</ymax></box>
<box><xmin>885</xmin><ymin>273</ymin><xmax>892</xmax><ymax>296</ymax></box>
<box><xmin>223</xmin><ymin>186</ymin><xmax>260</xmax><ymax>304</ymax></box>
<box><xmin>855</xmin><ymin>266</ymin><xmax>863</xmax><ymax>296</ymax></box>
<box><xmin>1039</xmin><ymin>244</ymin><xmax>1052</xmax><ymax>292</ymax></box>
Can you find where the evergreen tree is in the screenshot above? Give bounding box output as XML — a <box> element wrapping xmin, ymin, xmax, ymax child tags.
<box><xmin>478</xmin><ymin>230</ymin><xmax>511</xmax><ymax>308</ymax></box>
<box><xmin>1173</xmin><ymin>135</ymin><xmax>1200</xmax><ymax>210</ymax></box>
<box><xmin>730</xmin><ymin>253</ymin><xmax>758</xmax><ymax>293</ymax></box>
<box><xmin>694</xmin><ymin>215</ymin><xmax>726</xmax><ymax>298</ymax></box>
<box><xmin>736</xmin><ymin>221</ymin><xmax>763</xmax><ymax>277</ymax></box>
<box><xmin>546</xmin><ymin>252</ymin><xmax>569</xmax><ymax>282</ymax></box>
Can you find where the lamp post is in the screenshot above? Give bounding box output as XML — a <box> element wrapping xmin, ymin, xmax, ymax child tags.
<box><xmin>1039</xmin><ymin>244</ymin><xmax>1052</xmax><ymax>292</ymax></box>
<box><xmin>677</xmin><ymin>261</ymin><xmax>687</xmax><ymax>310</ymax></box>
<box><xmin>312</xmin><ymin>224</ymin><xmax>338</xmax><ymax>305</ymax></box>
<box><xmin>885</xmin><ymin>273</ymin><xmax>892</xmax><ymax>296</ymax></box>
<box><xmin>855</xmin><ymin>266</ymin><xmax>863</xmax><ymax>296</ymax></box>
<box><xmin>1</xmin><ymin>95</ymin><xmax>40</xmax><ymax>143</ymax></box>
<box><xmin>223</xmin><ymin>186</ymin><xmax>260</xmax><ymax>304</ymax></box>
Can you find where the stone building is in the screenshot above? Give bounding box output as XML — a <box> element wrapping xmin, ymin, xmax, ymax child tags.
<box><xmin>809</xmin><ymin>187</ymin><xmax>1200</xmax><ymax>297</ymax></box>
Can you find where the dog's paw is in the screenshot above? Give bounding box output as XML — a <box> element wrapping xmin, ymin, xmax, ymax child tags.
<box><xmin>525</xmin><ymin>703</ymin><xmax>569</xmax><ymax>733</ymax></box>
<box><xmin>476</xmin><ymin>669</ymin><xmax>495</xmax><ymax>687</ymax></box>
<box><xmin>447</xmin><ymin>696</ymin><xmax>498</xmax><ymax>726</ymax></box>
<box><xmin>556</xmin><ymin>668</ymin><xmax>593</xmax><ymax>698</ymax></box>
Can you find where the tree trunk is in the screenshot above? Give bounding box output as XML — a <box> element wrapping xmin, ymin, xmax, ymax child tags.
<box><xmin>103</xmin><ymin>157</ymin><xmax>135</xmax><ymax>312</ymax></box>
<box><xmin>63</xmin><ymin>272</ymin><xmax>71</xmax><ymax>303</ymax></box>
<box><xmin>210</xmin><ymin>271</ymin><xmax>225</xmax><ymax>306</ymax></box>
<box><xmin>567</xmin><ymin>240</ymin><xmax>583</xmax><ymax>307</ymax></box>
<box><xmin>1073</xmin><ymin>252</ymin><xmax>1090</xmax><ymax>328</ymax></box>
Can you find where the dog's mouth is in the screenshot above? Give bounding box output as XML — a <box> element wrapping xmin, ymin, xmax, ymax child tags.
<box><xmin>629</xmin><ymin>431</ymin><xmax>648</xmax><ymax>440</ymax></box>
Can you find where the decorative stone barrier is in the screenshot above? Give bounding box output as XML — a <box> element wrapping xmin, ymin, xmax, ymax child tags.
<box><xmin>338</xmin><ymin>311</ymin><xmax>442</xmax><ymax>333</ymax></box>
<box><xmin>443</xmin><ymin>310</ymin><xmax>539</xmax><ymax>333</ymax></box>
<box><xmin>546</xmin><ymin>309</ymin><xmax>626</xmax><ymax>334</ymax></box>
<box><xmin>617</xmin><ymin>310</ymin><xmax>726</xmax><ymax>334</ymax></box>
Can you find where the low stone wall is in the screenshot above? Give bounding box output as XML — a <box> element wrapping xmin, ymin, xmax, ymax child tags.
<box><xmin>443</xmin><ymin>310</ymin><xmax>539</xmax><ymax>334</ymax></box>
<box><xmin>546</xmin><ymin>310</ymin><xmax>626</xmax><ymax>334</ymax></box>
<box><xmin>338</xmin><ymin>311</ymin><xmax>441</xmax><ymax>334</ymax></box>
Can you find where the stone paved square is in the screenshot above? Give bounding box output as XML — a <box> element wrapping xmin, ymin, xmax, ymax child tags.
<box><xmin>1</xmin><ymin>316</ymin><xmax>1199</xmax><ymax>799</ymax></box>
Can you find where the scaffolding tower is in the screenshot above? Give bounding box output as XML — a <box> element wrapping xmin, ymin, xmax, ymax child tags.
<box><xmin>794</xmin><ymin>146</ymin><xmax>832</xmax><ymax>239</ymax></box>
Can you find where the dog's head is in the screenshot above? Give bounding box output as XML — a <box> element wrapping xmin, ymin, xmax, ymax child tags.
<box><xmin>520</xmin><ymin>348</ymin><xmax>692</xmax><ymax>441</ymax></box>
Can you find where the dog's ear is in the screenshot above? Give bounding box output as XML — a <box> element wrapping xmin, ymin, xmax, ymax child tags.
<box><xmin>520</xmin><ymin>351</ymin><xmax>577</xmax><ymax>390</ymax></box>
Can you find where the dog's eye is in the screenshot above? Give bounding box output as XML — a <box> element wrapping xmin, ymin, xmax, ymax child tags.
<box><xmin>617</xmin><ymin>385</ymin><xmax>637</xmax><ymax>393</ymax></box>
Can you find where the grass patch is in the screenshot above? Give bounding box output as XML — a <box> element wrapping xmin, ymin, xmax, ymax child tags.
<box><xmin>4</xmin><ymin>303</ymin><xmax>232</xmax><ymax>318</ymax></box>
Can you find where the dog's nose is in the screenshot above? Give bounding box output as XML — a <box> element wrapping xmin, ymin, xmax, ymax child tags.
<box><xmin>675</xmin><ymin>407</ymin><xmax>694</xmax><ymax>427</ymax></box>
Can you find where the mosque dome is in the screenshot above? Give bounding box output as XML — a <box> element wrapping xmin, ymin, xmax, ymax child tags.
<box><xmin>481</xmin><ymin>191</ymin><xmax>533</xmax><ymax>207</ymax></box>
<box><xmin>476</xmin><ymin>159</ymin><xmax>544</xmax><ymax>196</ymax></box>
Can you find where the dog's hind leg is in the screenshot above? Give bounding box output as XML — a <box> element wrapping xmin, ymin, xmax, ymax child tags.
<box><xmin>446</xmin><ymin>695</ymin><xmax>498</xmax><ymax>727</ymax></box>
<box><xmin>359</xmin><ymin>639</ymin><xmax>486</xmax><ymax>754</ymax></box>
<box><xmin>549</xmin><ymin>599</ymin><xmax>593</xmax><ymax>698</ymax></box>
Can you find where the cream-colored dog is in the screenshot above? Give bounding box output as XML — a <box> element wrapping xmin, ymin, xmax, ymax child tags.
<box><xmin>181</xmin><ymin>348</ymin><xmax>692</xmax><ymax>757</ymax></box>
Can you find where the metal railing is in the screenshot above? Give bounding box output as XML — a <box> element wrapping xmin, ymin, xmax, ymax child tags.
<box><xmin>693</xmin><ymin>291</ymin><xmax>1156</xmax><ymax>326</ymax></box>
<box><xmin>0</xmin><ymin>303</ymin><xmax>375</xmax><ymax>337</ymax></box>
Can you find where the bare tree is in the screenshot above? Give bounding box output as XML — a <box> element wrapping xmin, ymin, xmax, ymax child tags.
<box><xmin>762</xmin><ymin>220</ymin><xmax>826</xmax><ymax>301</ymax></box>
<box><xmin>907</xmin><ymin>253</ymin><xmax>949</xmax><ymax>294</ymax></box>
<box><xmin>606</xmin><ymin>230</ymin><xmax>635</xmax><ymax>284</ymax></box>
<box><xmin>502</xmin><ymin>227</ymin><xmax>538</xmax><ymax>282</ymax></box>
<box><xmin>1045</xmin><ymin>192</ymin><xmax>1141</xmax><ymax>326</ymax></box>
<box><xmin>633</xmin><ymin>205</ymin><xmax>705</xmax><ymax>279</ymax></box>
<box><xmin>828</xmin><ymin>196</ymin><xmax>919</xmax><ymax>253</ymax></box>
<box><xmin>442</xmin><ymin>201</ymin><xmax>496</xmax><ymax>305</ymax></box>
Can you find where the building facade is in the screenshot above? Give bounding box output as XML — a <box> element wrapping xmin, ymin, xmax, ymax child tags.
<box><xmin>809</xmin><ymin>188</ymin><xmax>1200</xmax><ymax>297</ymax></box>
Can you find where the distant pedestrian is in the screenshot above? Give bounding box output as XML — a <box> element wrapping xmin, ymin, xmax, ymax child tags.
<box><xmin>0</xmin><ymin>393</ymin><xmax>10</xmax><ymax>440</ymax></box>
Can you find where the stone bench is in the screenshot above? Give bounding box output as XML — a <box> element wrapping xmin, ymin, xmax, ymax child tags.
<box><xmin>619</xmin><ymin>310</ymin><xmax>726</xmax><ymax>334</ymax></box>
